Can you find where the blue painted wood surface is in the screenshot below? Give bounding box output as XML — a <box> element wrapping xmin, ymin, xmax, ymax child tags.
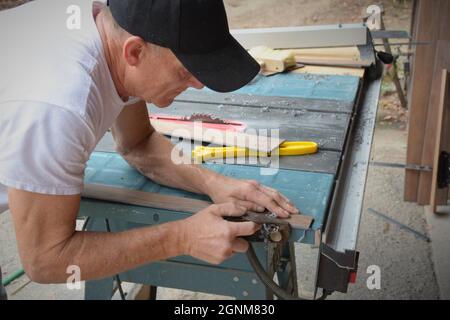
<box><xmin>200</xmin><ymin>73</ymin><xmax>360</xmax><ymax>102</ymax></box>
<box><xmin>82</xmin><ymin>71</ymin><xmax>361</xmax><ymax>299</ymax></box>
<box><xmin>84</xmin><ymin>151</ymin><xmax>334</xmax><ymax>232</ymax></box>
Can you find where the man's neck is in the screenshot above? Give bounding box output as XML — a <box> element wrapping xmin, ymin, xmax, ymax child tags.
<box><xmin>94</xmin><ymin>6</ymin><xmax>130</xmax><ymax>102</ymax></box>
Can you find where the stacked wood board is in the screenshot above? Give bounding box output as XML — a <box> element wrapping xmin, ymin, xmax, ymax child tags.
<box><xmin>430</xmin><ymin>70</ymin><xmax>450</xmax><ymax>212</ymax></box>
<box><xmin>404</xmin><ymin>0</ymin><xmax>450</xmax><ymax>207</ymax></box>
<box><xmin>282</xmin><ymin>47</ymin><xmax>365</xmax><ymax>78</ymax></box>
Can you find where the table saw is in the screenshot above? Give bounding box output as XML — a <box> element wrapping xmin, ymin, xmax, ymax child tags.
<box><xmin>78</xmin><ymin>24</ymin><xmax>382</xmax><ymax>299</ymax></box>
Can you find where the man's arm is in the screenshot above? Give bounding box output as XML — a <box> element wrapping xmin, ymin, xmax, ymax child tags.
<box><xmin>111</xmin><ymin>100</ymin><xmax>217</xmax><ymax>195</ymax></box>
<box><xmin>8</xmin><ymin>188</ymin><xmax>257</xmax><ymax>283</ymax></box>
<box><xmin>112</xmin><ymin>101</ymin><xmax>299</xmax><ymax>217</ymax></box>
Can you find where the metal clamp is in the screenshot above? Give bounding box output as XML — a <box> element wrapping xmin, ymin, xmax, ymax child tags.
<box><xmin>405</xmin><ymin>164</ymin><xmax>432</xmax><ymax>172</ymax></box>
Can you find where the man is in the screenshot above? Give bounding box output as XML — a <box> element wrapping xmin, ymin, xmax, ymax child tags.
<box><xmin>0</xmin><ymin>0</ymin><xmax>299</xmax><ymax>295</ymax></box>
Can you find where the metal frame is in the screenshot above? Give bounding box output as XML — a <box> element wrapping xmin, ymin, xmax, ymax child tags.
<box><xmin>231</xmin><ymin>23</ymin><xmax>368</xmax><ymax>49</ymax></box>
<box><xmin>292</xmin><ymin>71</ymin><xmax>381</xmax><ymax>298</ymax></box>
<box><xmin>294</xmin><ymin>74</ymin><xmax>381</xmax><ymax>297</ymax></box>
<box><xmin>232</xmin><ymin>24</ymin><xmax>376</xmax><ymax>70</ymax></box>
<box><xmin>324</xmin><ymin>71</ymin><xmax>381</xmax><ymax>252</ymax></box>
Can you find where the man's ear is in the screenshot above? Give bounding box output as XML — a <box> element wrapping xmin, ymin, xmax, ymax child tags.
<box><xmin>123</xmin><ymin>36</ymin><xmax>146</xmax><ymax>67</ymax></box>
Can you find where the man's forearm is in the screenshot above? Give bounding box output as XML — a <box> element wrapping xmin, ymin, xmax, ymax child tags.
<box><xmin>35</xmin><ymin>219</ymin><xmax>186</xmax><ymax>283</ymax></box>
<box><xmin>121</xmin><ymin>130</ymin><xmax>219</xmax><ymax>195</ymax></box>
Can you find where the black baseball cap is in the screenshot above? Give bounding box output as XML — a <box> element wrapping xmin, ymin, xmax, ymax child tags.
<box><xmin>107</xmin><ymin>0</ymin><xmax>260</xmax><ymax>93</ymax></box>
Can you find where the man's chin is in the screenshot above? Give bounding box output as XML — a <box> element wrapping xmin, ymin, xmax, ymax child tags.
<box><xmin>152</xmin><ymin>98</ymin><xmax>174</xmax><ymax>108</ymax></box>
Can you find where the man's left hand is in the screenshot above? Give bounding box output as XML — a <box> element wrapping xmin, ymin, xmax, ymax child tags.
<box><xmin>206</xmin><ymin>175</ymin><xmax>299</xmax><ymax>218</ymax></box>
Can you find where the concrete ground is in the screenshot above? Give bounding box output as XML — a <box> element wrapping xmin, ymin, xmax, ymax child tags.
<box><xmin>425</xmin><ymin>206</ymin><xmax>450</xmax><ymax>300</ymax></box>
<box><xmin>1</xmin><ymin>123</ymin><xmax>447</xmax><ymax>300</ymax></box>
<box><xmin>331</xmin><ymin>125</ymin><xmax>440</xmax><ymax>299</ymax></box>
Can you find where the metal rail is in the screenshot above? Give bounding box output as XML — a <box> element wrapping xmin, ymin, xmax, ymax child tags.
<box><xmin>324</xmin><ymin>73</ymin><xmax>382</xmax><ymax>252</ymax></box>
<box><xmin>231</xmin><ymin>24</ymin><xmax>368</xmax><ymax>49</ymax></box>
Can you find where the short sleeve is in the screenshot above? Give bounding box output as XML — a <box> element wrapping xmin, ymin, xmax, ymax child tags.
<box><xmin>0</xmin><ymin>101</ymin><xmax>96</xmax><ymax>195</ymax></box>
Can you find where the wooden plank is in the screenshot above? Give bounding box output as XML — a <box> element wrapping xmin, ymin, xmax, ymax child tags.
<box><xmin>439</xmin><ymin>69</ymin><xmax>450</xmax><ymax>206</ymax></box>
<box><xmin>288</xmin><ymin>47</ymin><xmax>361</xmax><ymax>60</ymax></box>
<box><xmin>292</xmin><ymin>65</ymin><xmax>365</xmax><ymax>78</ymax></box>
<box><xmin>150</xmin><ymin>118</ymin><xmax>284</xmax><ymax>153</ymax></box>
<box><xmin>82</xmin><ymin>184</ymin><xmax>210</xmax><ymax>213</ymax></box>
<box><xmin>288</xmin><ymin>47</ymin><xmax>363</xmax><ymax>68</ymax></box>
<box><xmin>81</xmin><ymin>184</ymin><xmax>313</xmax><ymax>229</ymax></box>
<box><xmin>405</xmin><ymin>0</ymin><xmax>435</xmax><ymax>201</ymax></box>
<box><xmin>431</xmin><ymin>70</ymin><xmax>450</xmax><ymax>212</ymax></box>
<box><xmin>280</xmin><ymin>47</ymin><xmax>365</xmax><ymax>68</ymax></box>
<box><xmin>418</xmin><ymin>41</ymin><xmax>450</xmax><ymax>204</ymax></box>
<box><xmin>248</xmin><ymin>46</ymin><xmax>296</xmax><ymax>73</ymax></box>
<box><xmin>404</xmin><ymin>0</ymin><xmax>450</xmax><ymax>202</ymax></box>
<box><xmin>295</xmin><ymin>57</ymin><xmax>370</xmax><ymax>68</ymax></box>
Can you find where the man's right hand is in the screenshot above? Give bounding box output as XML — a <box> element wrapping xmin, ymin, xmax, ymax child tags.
<box><xmin>179</xmin><ymin>202</ymin><xmax>261</xmax><ymax>265</ymax></box>
<box><xmin>7</xmin><ymin>189</ymin><xmax>256</xmax><ymax>283</ymax></box>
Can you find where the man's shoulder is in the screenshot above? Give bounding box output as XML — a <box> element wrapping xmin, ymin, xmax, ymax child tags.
<box><xmin>0</xmin><ymin>100</ymin><xmax>94</xmax><ymax>135</ymax></box>
<box><xmin>0</xmin><ymin>100</ymin><xmax>93</xmax><ymax>196</ymax></box>
<box><xmin>0</xmin><ymin>0</ymin><xmax>102</xmax><ymax>120</ymax></box>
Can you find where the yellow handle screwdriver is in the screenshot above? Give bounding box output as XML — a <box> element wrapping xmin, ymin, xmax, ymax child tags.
<box><xmin>192</xmin><ymin>141</ymin><xmax>318</xmax><ymax>163</ymax></box>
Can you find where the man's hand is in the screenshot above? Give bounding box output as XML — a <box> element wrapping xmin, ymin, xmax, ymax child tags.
<box><xmin>206</xmin><ymin>175</ymin><xmax>299</xmax><ymax>218</ymax></box>
<box><xmin>111</xmin><ymin>101</ymin><xmax>299</xmax><ymax>220</ymax></box>
<box><xmin>180</xmin><ymin>202</ymin><xmax>261</xmax><ymax>264</ymax></box>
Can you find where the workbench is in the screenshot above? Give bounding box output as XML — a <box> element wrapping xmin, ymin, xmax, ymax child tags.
<box><xmin>78</xmin><ymin>24</ymin><xmax>382</xmax><ymax>300</ymax></box>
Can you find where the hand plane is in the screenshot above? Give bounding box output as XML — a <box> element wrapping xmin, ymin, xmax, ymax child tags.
<box><xmin>225</xmin><ymin>210</ymin><xmax>314</xmax><ymax>243</ymax></box>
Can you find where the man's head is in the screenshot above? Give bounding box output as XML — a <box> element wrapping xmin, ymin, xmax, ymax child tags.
<box><xmin>98</xmin><ymin>6</ymin><xmax>204</xmax><ymax>107</ymax></box>
<box><xmin>99</xmin><ymin>0</ymin><xmax>260</xmax><ymax>107</ymax></box>
<box><xmin>122</xmin><ymin>40</ymin><xmax>205</xmax><ymax>107</ymax></box>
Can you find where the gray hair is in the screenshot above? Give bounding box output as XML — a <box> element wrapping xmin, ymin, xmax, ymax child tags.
<box><xmin>100</xmin><ymin>4</ymin><xmax>164</xmax><ymax>56</ymax></box>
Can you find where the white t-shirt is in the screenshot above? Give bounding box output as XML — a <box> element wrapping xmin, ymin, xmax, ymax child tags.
<box><xmin>0</xmin><ymin>0</ymin><xmax>127</xmax><ymax>213</ymax></box>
